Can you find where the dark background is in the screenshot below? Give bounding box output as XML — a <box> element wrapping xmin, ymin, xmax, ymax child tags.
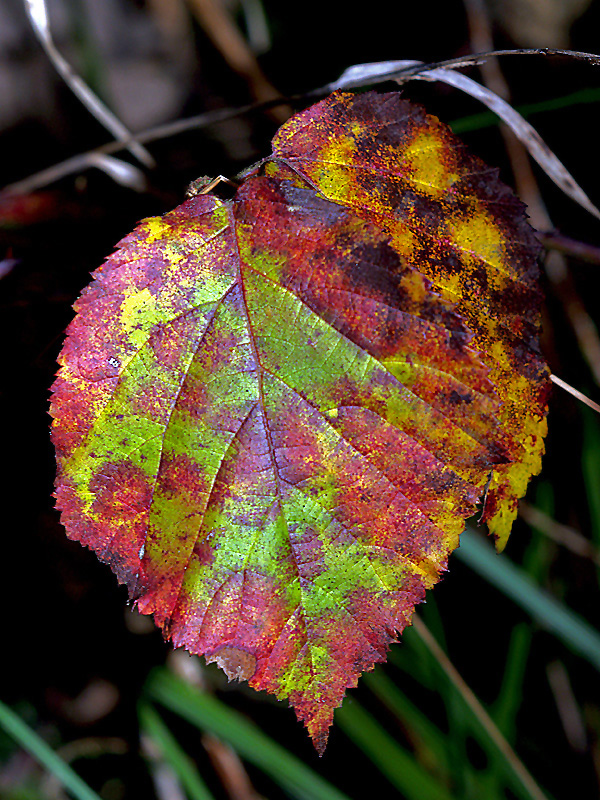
<box><xmin>2</xmin><ymin>0</ymin><xmax>600</xmax><ymax>798</ymax></box>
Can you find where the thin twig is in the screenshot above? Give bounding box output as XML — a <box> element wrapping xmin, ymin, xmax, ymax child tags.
<box><xmin>458</xmin><ymin>19</ymin><xmax>600</xmax><ymax>385</ymax></box>
<box><xmin>186</xmin><ymin>0</ymin><xmax>290</xmax><ymax>122</ymax></box>
<box><xmin>550</xmin><ymin>374</ymin><xmax>600</xmax><ymax>413</ymax></box>
<box><xmin>537</xmin><ymin>231</ymin><xmax>600</xmax><ymax>265</ymax></box>
<box><xmin>202</xmin><ymin>734</ymin><xmax>262</xmax><ymax>800</ymax></box>
<box><xmin>411</xmin><ymin>616</ymin><xmax>551</xmax><ymax>800</ymax></box>
<box><xmin>4</xmin><ymin>47</ymin><xmax>600</xmax><ymax>196</ymax></box>
<box><xmin>23</xmin><ymin>0</ymin><xmax>154</xmax><ymax>168</ymax></box>
<box><xmin>519</xmin><ymin>502</ymin><xmax>600</xmax><ymax>566</ymax></box>
<box><xmin>419</xmin><ymin>47</ymin><xmax>600</xmax><ymax>70</ymax></box>
<box><xmin>324</xmin><ymin>48</ymin><xmax>600</xmax><ymax>94</ymax></box>
<box><xmin>546</xmin><ymin>661</ymin><xmax>588</xmax><ymax>753</ymax></box>
<box><xmin>1</xmin><ymin>102</ymin><xmax>271</xmax><ymax>195</ymax></box>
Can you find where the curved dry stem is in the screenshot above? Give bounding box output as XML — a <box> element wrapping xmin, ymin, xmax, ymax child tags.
<box><xmin>23</xmin><ymin>0</ymin><xmax>154</xmax><ymax>168</ymax></box>
<box><xmin>326</xmin><ymin>48</ymin><xmax>600</xmax><ymax>93</ymax></box>
<box><xmin>411</xmin><ymin>615</ymin><xmax>550</xmax><ymax>800</ymax></box>
<box><xmin>4</xmin><ymin>47</ymin><xmax>599</xmax><ymax>196</ymax></box>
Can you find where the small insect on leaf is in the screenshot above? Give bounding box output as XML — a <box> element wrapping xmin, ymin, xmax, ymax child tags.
<box><xmin>50</xmin><ymin>90</ymin><xmax>549</xmax><ymax>753</ymax></box>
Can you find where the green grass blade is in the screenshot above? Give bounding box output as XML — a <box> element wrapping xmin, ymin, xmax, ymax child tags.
<box><xmin>336</xmin><ymin>698</ymin><xmax>454</xmax><ymax>800</ymax></box>
<box><xmin>450</xmin><ymin>87</ymin><xmax>600</xmax><ymax>133</ymax></box>
<box><xmin>145</xmin><ymin>669</ymin><xmax>350</xmax><ymax>800</ymax></box>
<box><xmin>411</xmin><ymin>618</ymin><xmax>552</xmax><ymax>800</ymax></box>
<box><xmin>362</xmin><ymin>669</ymin><xmax>448</xmax><ymax>765</ymax></box>
<box><xmin>387</xmin><ymin>628</ymin><xmax>472</xmax><ymax>793</ymax></box>
<box><xmin>139</xmin><ymin>703</ymin><xmax>215</xmax><ymax>800</ymax></box>
<box><xmin>388</xmin><ymin>622</ymin><xmax>546</xmax><ymax>800</ymax></box>
<box><xmin>0</xmin><ymin>699</ymin><xmax>102</xmax><ymax>800</ymax></box>
<box><xmin>444</xmin><ymin>670</ymin><xmax>472</xmax><ymax>797</ymax></box>
<box><xmin>492</xmin><ymin>622</ymin><xmax>532</xmax><ymax>740</ymax></box>
<box><xmin>491</xmin><ymin>484</ymin><xmax>553</xmax><ymax>739</ymax></box>
<box><xmin>481</xmin><ymin>623</ymin><xmax>533</xmax><ymax>800</ymax></box>
<box><xmin>491</xmin><ymin>496</ymin><xmax>550</xmax><ymax>739</ymax></box>
<box><xmin>457</xmin><ymin>529</ymin><xmax>600</xmax><ymax>671</ymax></box>
<box><xmin>582</xmin><ymin>407</ymin><xmax>600</xmax><ymax>551</ymax></box>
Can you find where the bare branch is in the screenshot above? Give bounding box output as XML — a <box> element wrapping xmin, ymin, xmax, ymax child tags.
<box><xmin>23</xmin><ymin>0</ymin><xmax>155</xmax><ymax>168</ymax></box>
<box><xmin>537</xmin><ymin>231</ymin><xmax>600</xmax><ymax>265</ymax></box>
<box><xmin>550</xmin><ymin>374</ymin><xmax>600</xmax><ymax>413</ymax></box>
<box><xmin>5</xmin><ymin>47</ymin><xmax>600</xmax><ymax>197</ymax></box>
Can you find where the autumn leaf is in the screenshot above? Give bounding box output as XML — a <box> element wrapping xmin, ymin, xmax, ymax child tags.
<box><xmin>50</xmin><ymin>90</ymin><xmax>549</xmax><ymax>752</ymax></box>
<box><xmin>266</xmin><ymin>91</ymin><xmax>551</xmax><ymax>548</ymax></box>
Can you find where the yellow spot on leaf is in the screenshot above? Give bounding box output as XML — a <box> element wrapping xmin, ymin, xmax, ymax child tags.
<box><xmin>389</xmin><ymin>225</ymin><xmax>417</xmax><ymax>261</ymax></box>
<box><xmin>451</xmin><ymin>214</ymin><xmax>505</xmax><ymax>279</ymax></box>
<box><xmin>141</xmin><ymin>216</ymin><xmax>171</xmax><ymax>244</ymax></box>
<box><xmin>404</xmin><ymin>130</ymin><xmax>458</xmax><ymax>197</ymax></box>
<box><xmin>120</xmin><ymin>287</ymin><xmax>159</xmax><ymax>347</ymax></box>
